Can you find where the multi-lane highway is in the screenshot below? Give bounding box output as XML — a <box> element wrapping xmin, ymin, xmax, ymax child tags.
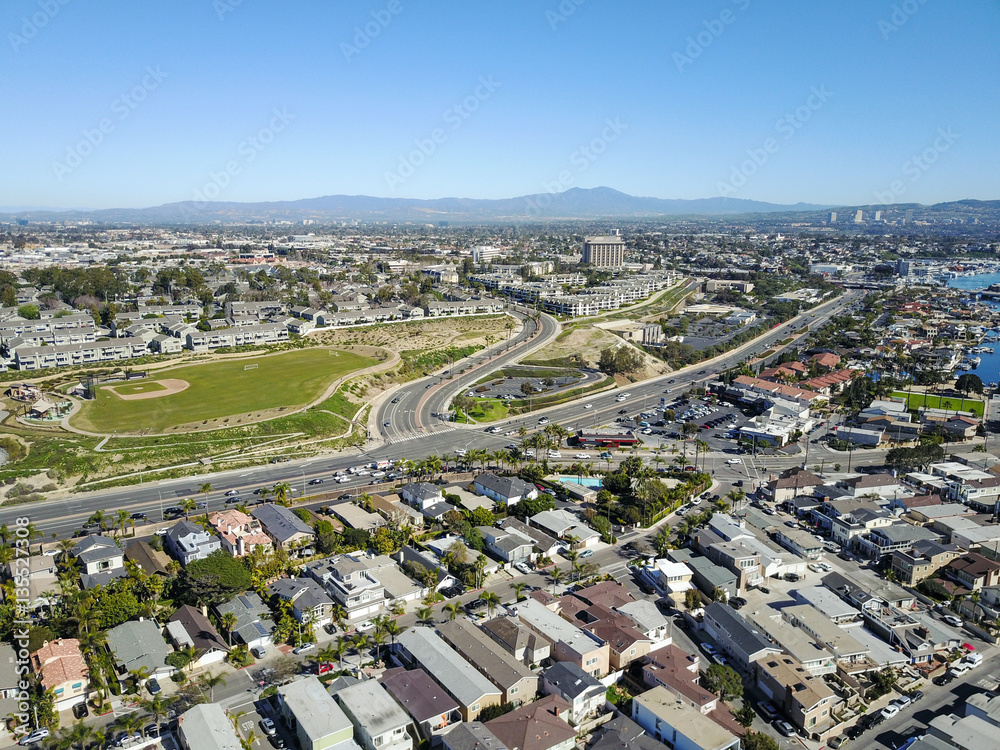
<box><xmin>4</xmin><ymin>290</ymin><xmax>860</xmax><ymax>542</ymax></box>
<box><xmin>377</xmin><ymin>306</ymin><xmax>559</xmax><ymax>441</ymax></box>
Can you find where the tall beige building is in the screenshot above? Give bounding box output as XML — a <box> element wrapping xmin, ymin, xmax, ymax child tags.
<box><xmin>582</xmin><ymin>231</ymin><xmax>625</xmax><ymax>268</ymax></box>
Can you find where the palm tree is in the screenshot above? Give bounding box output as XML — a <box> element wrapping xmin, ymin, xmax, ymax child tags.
<box><xmin>416</xmin><ymin>606</ymin><xmax>435</xmax><ymax>625</ymax></box>
<box><xmin>198</xmin><ymin>482</ymin><xmax>213</xmax><ymax>505</ymax></box>
<box><xmin>443</xmin><ymin>602</ymin><xmax>461</xmax><ymax>621</ymax></box>
<box><xmin>257</xmin><ymin>486</ymin><xmax>271</xmax><ymax>505</ymax></box>
<box><xmin>115</xmin><ymin>509</ymin><xmax>132</xmax><ymax>539</ymax></box>
<box><xmin>333</xmin><ymin>637</ymin><xmax>349</xmax><ymax>671</ymax></box>
<box><xmin>180</xmin><ymin>498</ymin><xmax>197</xmax><ymax>519</ymax></box>
<box><xmin>57</xmin><ymin>538</ymin><xmax>76</xmax><ymax>563</ymax></box>
<box><xmin>482</xmin><ymin>592</ymin><xmax>500</xmax><ymax>619</ymax></box>
<box><xmin>139</xmin><ymin>694</ymin><xmax>173</xmax><ymax>726</ymax></box>
<box><xmin>200</xmin><ymin>672</ymin><xmax>226</xmax><ymax>702</ymax></box>
<box><xmin>473</xmin><ymin>554</ymin><xmax>488</xmax><ymax>589</ymax></box>
<box><xmin>272</xmin><ymin>482</ymin><xmax>292</xmax><ymax>507</ymax></box>
<box><xmin>381</xmin><ymin>619</ymin><xmax>402</xmax><ymax>648</ymax></box>
<box><xmin>509</xmin><ymin>582</ymin><xmax>528</xmax><ymax>601</ymax></box>
<box><xmin>548</xmin><ymin>567</ymin><xmax>565</xmax><ymax>594</ymax></box>
<box><xmin>317</xmin><ymin>644</ymin><xmax>338</xmax><ymax>669</ymax></box>
<box><xmin>220</xmin><ymin>612</ymin><xmax>238</xmax><ymax>647</ymax></box>
<box><xmin>352</xmin><ymin>633</ymin><xmax>371</xmax><ymax>660</ymax></box>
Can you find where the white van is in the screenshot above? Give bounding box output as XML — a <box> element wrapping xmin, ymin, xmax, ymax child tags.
<box><xmin>547</xmin><ymin>450</ymin><xmax>562</xmax><ymax>459</ymax></box>
<box><xmin>964</xmin><ymin>652</ymin><xmax>983</xmax><ymax>668</ymax></box>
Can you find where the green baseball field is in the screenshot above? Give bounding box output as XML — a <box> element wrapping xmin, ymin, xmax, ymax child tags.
<box><xmin>72</xmin><ymin>348</ymin><xmax>376</xmax><ymax>433</ymax></box>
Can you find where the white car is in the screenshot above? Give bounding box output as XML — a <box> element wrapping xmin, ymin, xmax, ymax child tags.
<box><xmin>584</xmin><ymin>403</ymin><xmax>593</xmax><ymax>409</ymax></box>
<box><xmin>881</xmin><ymin>704</ymin><xmax>900</xmax><ymax>719</ymax></box>
<box><xmin>725</xmin><ymin>458</ymin><xmax>742</xmax><ymax>465</ymax></box>
<box><xmin>616</xmin><ymin>395</ymin><xmax>627</xmax><ymax>402</ymax></box>
<box><xmin>574</xmin><ymin>453</ymin><xmax>589</xmax><ymax>459</ymax></box>
<box><xmin>355</xmin><ymin>619</ymin><xmax>375</xmax><ymax>632</ymax></box>
<box><xmin>943</xmin><ymin>614</ymin><xmax>963</xmax><ymax>627</ymax></box>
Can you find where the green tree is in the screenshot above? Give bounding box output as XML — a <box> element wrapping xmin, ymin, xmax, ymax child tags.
<box><xmin>179</xmin><ymin>550</ymin><xmax>252</xmax><ymax>606</ymax></box>
<box><xmin>17</xmin><ymin>304</ymin><xmax>40</xmax><ymax>320</ymax></box>
<box><xmin>734</xmin><ymin>702</ymin><xmax>756</xmax><ymax>728</ymax></box>
<box><xmin>740</xmin><ymin>730</ymin><xmax>779</xmax><ymax>750</ymax></box>
<box><xmin>701</xmin><ymin>664</ymin><xmax>743</xmax><ymax>702</ymax></box>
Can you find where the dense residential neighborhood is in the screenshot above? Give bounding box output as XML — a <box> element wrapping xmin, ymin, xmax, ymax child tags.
<box><xmin>3</xmin><ymin>217</ymin><xmax>1000</xmax><ymax>750</ymax></box>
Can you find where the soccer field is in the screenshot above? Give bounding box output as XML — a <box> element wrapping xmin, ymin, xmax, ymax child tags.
<box><xmin>72</xmin><ymin>348</ymin><xmax>376</xmax><ymax>433</ymax></box>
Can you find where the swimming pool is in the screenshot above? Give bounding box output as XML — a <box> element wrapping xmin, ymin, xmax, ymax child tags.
<box><xmin>555</xmin><ymin>475</ymin><xmax>603</xmax><ymax>488</ymax></box>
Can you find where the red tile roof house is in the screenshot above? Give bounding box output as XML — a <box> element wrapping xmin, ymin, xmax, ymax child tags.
<box><xmin>209</xmin><ymin>509</ymin><xmax>273</xmax><ymax>557</ymax></box>
<box><xmin>809</xmin><ymin>353</ymin><xmax>841</xmax><ymax>371</ymax></box>
<box><xmin>30</xmin><ymin>638</ymin><xmax>89</xmax><ymax>712</ymax></box>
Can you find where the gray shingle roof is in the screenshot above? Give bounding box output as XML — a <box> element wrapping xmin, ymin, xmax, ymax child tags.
<box><xmin>252</xmin><ymin>504</ymin><xmax>314</xmax><ymax>544</ymax></box>
<box><xmin>397</xmin><ymin>627</ymin><xmax>501</xmax><ymax>707</ymax></box>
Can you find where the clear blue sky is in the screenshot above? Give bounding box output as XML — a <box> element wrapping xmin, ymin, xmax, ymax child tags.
<box><xmin>2</xmin><ymin>0</ymin><xmax>997</xmax><ymax>209</ymax></box>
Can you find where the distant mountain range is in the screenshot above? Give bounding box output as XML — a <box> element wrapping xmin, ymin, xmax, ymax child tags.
<box><xmin>0</xmin><ymin>187</ymin><xmax>833</xmax><ymax>224</ymax></box>
<box><xmin>2</xmin><ymin>188</ymin><xmax>997</xmax><ymax>225</ymax></box>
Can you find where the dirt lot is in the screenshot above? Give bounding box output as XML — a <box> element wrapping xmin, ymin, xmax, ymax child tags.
<box><xmin>310</xmin><ymin>315</ymin><xmax>512</xmax><ymax>352</ymax></box>
<box><xmin>525</xmin><ymin>325</ymin><xmax>671</xmax><ymax>380</ymax></box>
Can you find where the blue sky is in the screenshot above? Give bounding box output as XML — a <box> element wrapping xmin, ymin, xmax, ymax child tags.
<box><xmin>2</xmin><ymin>0</ymin><xmax>998</xmax><ymax>209</ymax></box>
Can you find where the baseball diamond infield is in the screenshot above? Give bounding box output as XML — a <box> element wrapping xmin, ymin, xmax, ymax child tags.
<box><xmin>70</xmin><ymin>348</ymin><xmax>377</xmax><ymax>434</ymax></box>
<box><xmin>106</xmin><ymin>379</ymin><xmax>188</xmax><ymax>399</ymax></box>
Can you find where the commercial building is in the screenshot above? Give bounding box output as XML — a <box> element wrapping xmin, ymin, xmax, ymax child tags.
<box><xmin>582</xmin><ymin>233</ymin><xmax>626</xmax><ymax>268</ymax></box>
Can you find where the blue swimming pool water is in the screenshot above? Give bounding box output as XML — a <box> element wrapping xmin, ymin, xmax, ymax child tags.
<box><xmin>556</xmin><ymin>475</ymin><xmax>603</xmax><ymax>488</ymax></box>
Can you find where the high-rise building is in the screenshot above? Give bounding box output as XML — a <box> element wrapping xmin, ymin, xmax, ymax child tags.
<box><xmin>873</xmin><ymin>210</ymin><xmax>882</xmax><ymax>221</ymax></box>
<box><xmin>827</xmin><ymin>211</ymin><xmax>837</xmax><ymax>223</ymax></box>
<box><xmin>471</xmin><ymin>245</ymin><xmax>502</xmax><ymax>264</ymax></box>
<box><xmin>582</xmin><ymin>230</ymin><xmax>625</xmax><ymax>268</ymax></box>
<box><xmin>854</xmin><ymin>210</ymin><xmax>864</xmax><ymax>223</ymax></box>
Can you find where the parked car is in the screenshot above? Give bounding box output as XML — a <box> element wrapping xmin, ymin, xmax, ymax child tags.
<box><xmin>251</xmin><ymin>646</ymin><xmax>267</xmax><ymax>658</ymax></box>
<box><xmin>73</xmin><ymin>703</ymin><xmax>89</xmax><ymax>720</ymax></box>
<box><xmin>355</xmin><ymin>619</ymin><xmax>375</xmax><ymax>632</ymax></box>
<box><xmin>943</xmin><ymin>614</ymin><xmax>963</xmax><ymax>627</ymax></box>
<box><xmin>292</xmin><ymin>642</ymin><xmax>316</xmax><ymax>655</ymax></box>
<box><xmin>758</xmin><ymin>702</ymin><xmax>778</xmax><ymax>721</ymax></box>
<box><xmin>828</xmin><ymin>736</ymin><xmax>847</xmax><ymax>749</ymax></box>
<box><xmin>143</xmin><ymin>725</ymin><xmax>159</xmax><ymax>739</ymax></box>
<box><xmin>579</xmin><ymin>549</ymin><xmax>594</xmax><ymax>558</ymax></box>
<box><xmin>146</xmin><ymin>678</ymin><xmax>161</xmax><ymax>695</ymax></box>
<box><xmin>260</xmin><ymin>718</ymin><xmax>277</xmax><ymax>737</ymax></box>
<box><xmin>18</xmin><ymin>730</ymin><xmax>50</xmax><ymax>747</ymax></box>
<box><xmin>881</xmin><ymin>705</ymin><xmax>900</xmax><ymax>719</ymax></box>
<box><xmin>774</xmin><ymin>720</ymin><xmax>796</xmax><ymax>737</ymax></box>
